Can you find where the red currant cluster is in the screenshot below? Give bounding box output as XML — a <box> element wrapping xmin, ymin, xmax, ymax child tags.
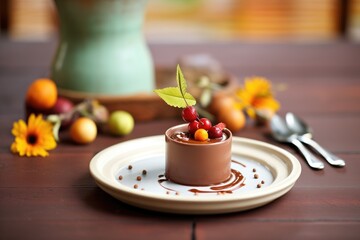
<box><xmin>181</xmin><ymin>106</ymin><xmax>225</xmax><ymax>141</ymax></box>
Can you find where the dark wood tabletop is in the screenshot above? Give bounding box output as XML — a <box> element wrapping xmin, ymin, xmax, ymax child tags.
<box><xmin>1</xmin><ymin>38</ymin><xmax>360</xmax><ymax>240</ymax></box>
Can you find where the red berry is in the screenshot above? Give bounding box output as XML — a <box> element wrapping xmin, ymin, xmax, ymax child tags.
<box><xmin>199</xmin><ymin>118</ymin><xmax>212</xmax><ymax>130</ymax></box>
<box><xmin>188</xmin><ymin>120</ymin><xmax>199</xmax><ymax>135</ymax></box>
<box><xmin>182</xmin><ymin>106</ymin><xmax>198</xmax><ymax>122</ymax></box>
<box><xmin>208</xmin><ymin>126</ymin><xmax>223</xmax><ymax>139</ymax></box>
<box><xmin>214</xmin><ymin>122</ymin><xmax>226</xmax><ymax>130</ymax></box>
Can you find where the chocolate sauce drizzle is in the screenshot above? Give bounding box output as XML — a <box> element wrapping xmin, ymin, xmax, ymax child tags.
<box><xmin>158</xmin><ymin>160</ymin><xmax>246</xmax><ymax>195</ymax></box>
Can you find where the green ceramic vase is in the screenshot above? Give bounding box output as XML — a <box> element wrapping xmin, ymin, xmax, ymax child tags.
<box><xmin>51</xmin><ymin>0</ymin><xmax>154</xmax><ymax>95</ymax></box>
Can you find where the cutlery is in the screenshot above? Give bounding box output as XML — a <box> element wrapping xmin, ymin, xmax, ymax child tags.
<box><xmin>270</xmin><ymin>115</ymin><xmax>324</xmax><ymax>169</ymax></box>
<box><xmin>285</xmin><ymin>113</ymin><xmax>345</xmax><ymax>167</ymax></box>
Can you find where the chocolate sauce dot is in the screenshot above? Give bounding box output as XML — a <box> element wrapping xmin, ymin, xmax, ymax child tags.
<box><xmin>136</xmin><ymin>176</ymin><xmax>142</xmax><ymax>181</ymax></box>
<box><xmin>142</xmin><ymin>170</ymin><xmax>147</xmax><ymax>175</ymax></box>
<box><xmin>118</xmin><ymin>175</ymin><xmax>123</xmax><ymax>180</ymax></box>
<box><xmin>254</xmin><ymin>174</ymin><xmax>259</xmax><ymax>179</ymax></box>
<box><xmin>261</xmin><ymin>180</ymin><xmax>265</xmax><ymax>184</ymax></box>
<box><xmin>133</xmin><ymin>184</ymin><xmax>138</xmax><ymax>189</ymax></box>
<box><xmin>252</xmin><ymin>168</ymin><xmax>256</xmax><ymax>172</ymax></box>
<box><xmin>257</xmin><ymin>184</ymin><xmax>261</xmax><ymax>188</ymax></box>
<box><xmin>128</xmin><ymin>165</ymin><xmax>133</xmax><ymax>170</ymax></box>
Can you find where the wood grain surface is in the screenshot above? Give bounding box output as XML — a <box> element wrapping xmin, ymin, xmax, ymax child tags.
<box><xmin>0</xmin><ymin>39</ymin><xmax>359</xmax><ymax>239</ymax></box>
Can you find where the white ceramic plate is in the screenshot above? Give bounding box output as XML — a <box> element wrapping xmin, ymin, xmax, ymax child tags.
<box><xmin>89</xmin><ymin>136</ymin><xmax>301</xmax><ymax>214</ymax></box>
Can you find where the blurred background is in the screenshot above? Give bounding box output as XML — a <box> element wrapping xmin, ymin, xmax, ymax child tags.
<box><xmin>0</xmin><ymin>0</ymin><xmax>360</xmax><ymax>43</ymax></box>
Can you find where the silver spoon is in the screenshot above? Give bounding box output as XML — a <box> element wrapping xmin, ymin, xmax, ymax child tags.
<box><xmin>270</xmin><ymin>115</ymin><xmax>325</xmax><ymax>169</ymax></box>
<box><xmin>285</xmin><ymin>113</ymin><xmax>345</xmax><ymax>167</ymax></box>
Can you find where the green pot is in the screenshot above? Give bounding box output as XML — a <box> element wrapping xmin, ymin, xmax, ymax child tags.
<box><xmin>51</xmin><ymin>0</ymin><xmax>154</xmax><ymax>95</ymax></box>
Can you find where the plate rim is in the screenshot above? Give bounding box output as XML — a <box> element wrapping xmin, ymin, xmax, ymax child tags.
<box><xmin>89</xmin><ymin>135</ymin><xmax>301</xmax><ymax>213</ymax></box>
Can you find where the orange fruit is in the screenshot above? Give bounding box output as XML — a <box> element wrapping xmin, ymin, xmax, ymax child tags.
<box><xmin>70</xmin><ymin>117</ymin><xmax>97</xmax><ymax>144</ymax></box>
<box><xmin>194</xmin><ymin>129</ymin><xmax>209</xmax><ymax>141</ymax></box>
<box><xmin>218</xmin><ymin>108</ymin><xmax>246</xmax><ymax>132</ymax></box>
<box><xmin>209</xmin><ymin>95</ymin><xmax>236</xmax><ymax>115</ymax></box>
<box><xmin>26</xmin><ymin>78</ymin><xmax>57</xmax><ymax>110</ymax></box>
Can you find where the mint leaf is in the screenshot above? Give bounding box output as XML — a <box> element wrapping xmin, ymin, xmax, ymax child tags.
<box><xmin>154</xmin><ymin>87</ymin><xmax>196</xmax><ymax>108</ymax></box>
<box><xmin>154</xmin><ymin>65</ymin><xmax>196</xmax><ymax>108</ymax></box>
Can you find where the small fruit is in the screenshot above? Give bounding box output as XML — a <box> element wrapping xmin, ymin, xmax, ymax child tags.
<box><xmin>199</xmin><ymin>118</ymin><xmax>212</xmax><ymax>130</ymax></box>
<box><xmin>214</xmin><ymin>122</ymin><xmax>226</xmax><ymax>130</ymax></box>
<box><xmin>26</xmin><ymin>78</ymin><xmax>58</xmax><ymax>111</ymax></box>
<box><xmin>70</xmin><ymin>117</ymin><xmax>97</xmax><ymax>144</ymax></box>
<box><xmin>209</xmin><ymin>95</ymin><xmax>235</xmax><ymax>115</ymax></box>
<box><xmin>208</xmin><ymin>126</ymin><xmax>222</xmax><ymax>139</ymax></box>
<box><xmin>194</xmin><ymin>129</ymin><xmax>208</xmax><ymax>141</ymax></box>
<box><xmin>188</xmin><ymin>120</ymin><xmax>199</xmax><ymax>135</ymax></box>
<box><xmin>91</xmin><ymin>104</ymin><xmax>109</xmax><ymax>124</ymax></box>
<box><xmin>218</xmin><ymin>108</ymin><xmax>246</xmax><ymax>132</ymax></box>
<box><xmin>182</xmin><ymin>106</ymin><xmax>198</xmax><ymax>122</ymax></box>
<box><xmin>108</xmin><ymin>111</ymin><xmax>134</xmax><ymax>136</ymax></box>
<box><xmin>50</xmin><ymin>97</ymin><xmax>74</xmax><ymax>115</ymax></box>
<box><xmin>50</xmin><ymin>97</ymin><xmax>74</xmax><ymax>129</ymax></box>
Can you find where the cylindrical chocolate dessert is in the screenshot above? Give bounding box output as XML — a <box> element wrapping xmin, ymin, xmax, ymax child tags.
<box><xmin>165</xmin><ymin>124</ymin><xmax>232</xmax><ymax>186</ymax></box>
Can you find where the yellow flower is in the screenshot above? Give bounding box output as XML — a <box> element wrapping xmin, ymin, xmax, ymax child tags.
<box><xmin>11</xmin><ymin>114</ymin><xmax>57</xmax><ymax>157</ymax></box>
<box><xmin>236</xmin><ymin>77</ymin><xmax>280</xmax><ymax>118</ymax></box>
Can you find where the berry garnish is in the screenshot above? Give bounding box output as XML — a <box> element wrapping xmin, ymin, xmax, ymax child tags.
<box><xmin>214</xmin><ymin>122</ymin><xmax>226</xmax><ymax>130</ymax></box>
<box><xmin>182</xmin><ymin>106</ymin><xmax>198</xmax><ymax>122</ymax></box>
<box><xmin>208</xmin><ymin>126</ymin><xmax>223</xmax><ymax>139</ymax></box>
<box><xmin>188</xmin><ymin>120</ymin><xmax>200</xmax><ymax>135</ymax></box>
<box><xmin>194</xmin><ymin>129</ymin><xmax>208</xmax><ymax>141</ymax></box>
<box><xmin>155</xmin><ymin>65</ymin><xmax>229</xmax><ymax>142</ymax></box>
<box><xmin>199</xmin><ymin>118</ymin><xmax>212</xmax><ymax>130</ymax></box>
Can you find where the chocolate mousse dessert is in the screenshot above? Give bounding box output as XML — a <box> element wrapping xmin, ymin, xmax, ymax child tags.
<box><xmin>155</xmin><ymin>65</ymin><xmax>232</xmax><ymax>186</ymax></box>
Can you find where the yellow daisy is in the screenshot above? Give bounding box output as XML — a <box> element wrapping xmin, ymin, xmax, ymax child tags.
<box><xmin>236</xmin><ymin>77</ymin><xmax>280</xmax><ymax>118</ymax></box>
<box><xmin>11</xmin><ymin>114</ymin><xmax>57</xmax><ymax>157</ymax></box>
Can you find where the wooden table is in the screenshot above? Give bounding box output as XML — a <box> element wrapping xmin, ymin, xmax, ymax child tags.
<box><xmin>1</xmin><ymin>38</ymin><xmax>360</xmax><ymax>239</ymax></box>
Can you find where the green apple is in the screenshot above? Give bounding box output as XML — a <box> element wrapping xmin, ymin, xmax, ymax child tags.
<box><xmin>108</xmin><ymin>111</ymin><xmax>134</xmax><ymax>136</ymax></box>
